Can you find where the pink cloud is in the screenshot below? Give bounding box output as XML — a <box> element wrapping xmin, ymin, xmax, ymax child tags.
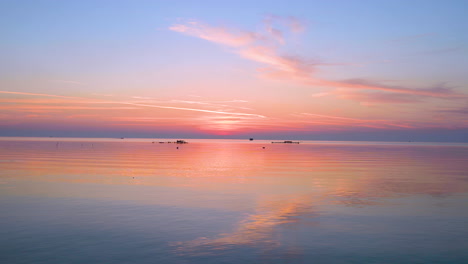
<box><xmin>169</xmin><ymin>17</ymin><xmax>466</xmax><ymax>103</ymax></box>
<box><xmin>169</xmin><ymin>21</ymin><xmax>260</xmax><ymax>47</ymax></box>
<box><xmin>169</xmin><ymin>16</ymin><xmax>305</xmax><ymax>49</ymax></box>
<box><xmin>263</xmin><ymin>15</ymin><xmax>306</xmax><ymax>35</ymax></box>
<box><xmin>239</xmin><ymin>46</ymin><xmax>317</xmax><ymax>78</ymax></box>
<box><xmin>310</xmin><ymin>92</ymin><xmax>329</xmax><ymax>97</ymax></box>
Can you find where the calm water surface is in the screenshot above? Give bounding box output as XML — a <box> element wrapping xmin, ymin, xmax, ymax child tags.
<box><xmin>1</xmin><ymin>138</ymin><xmax>467</xmax><ymax>263</ymax></box>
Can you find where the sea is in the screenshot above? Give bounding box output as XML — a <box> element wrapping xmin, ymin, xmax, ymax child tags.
<box><xmin>1</xmin><ymin>137</ymin><xmax>467</xmax><ymax>264</ymax></box>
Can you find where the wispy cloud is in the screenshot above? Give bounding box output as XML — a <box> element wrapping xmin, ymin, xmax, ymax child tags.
<box><xmin>169</xmin><ymin>21</ymin><xmax>261</xmax><ymax>47</ymax></box>
<box><xmin>92</xmin><ymin>93</ymin><xmax>115</xmax><ymax>97</ymax></box>
<box><xmin>170</xmin><ymin>16</ymin><xmax>306</xmax><ymax>48</ymax></box>
<box><xmin>127</xmin><ymin>98</ymin><xmax>252</xmax><ymax>112</ymax></box>
<box><xmin>169</xmin><ymin>17</ymin><xmax>465</xmax><ymax>103</ymax></box>
<box><xmin>310</xmin><ymin>92</ymin><xmax>330</xmax><ymax>97</ymax></box>
<box><xmin>131</xmin><ymin>96</ymin><xmax>155</xmax><ymax>100</ymax></box>
<box><xmin>0</xmin><ymin>90</ymin><xmax>265</xmax><ymax>118</ymax></box>
<box><xmin>336</xmin><ymin>90</ymin><xmax>422</xmax><ymax>104</ymax></box>
<box><xmin>437</xmin><ymin>106</ymin><xmax>468</xmax><ymax>115</ymax></box>
<box><xmin>0</xmin><ymin>105</ymin><xmax>139</xmax><ymax>110</ymax></box>
<box><xmin>335</xmin><ymin>79</ymin><xmax>461</xmax><ymax>98</ymax></box>
<box><xmin>120</xmin><ymin>102</ymin><xmax>265</xmax><ymax>118</ymax></box>
<box><xmin>0</xmin><ymin>91</ymin><xmax>83</xmax><ymax>99</ymax></box>
<box><xmin>264</xmin><ymin>15</ymin><xmax>305</xmax><ymax>34</ymax></box>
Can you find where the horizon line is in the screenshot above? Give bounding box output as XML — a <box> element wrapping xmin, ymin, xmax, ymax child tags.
<box><xmin>0</xmin><ymin>135</ymin><xmax>467</xmax><ymax>144</ymax></box>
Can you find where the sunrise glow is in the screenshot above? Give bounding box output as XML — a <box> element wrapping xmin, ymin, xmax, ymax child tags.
<box><xmin>1</xmin><ymin>1</ymin><xmax>467</xmax><ymax>141</ymax></box>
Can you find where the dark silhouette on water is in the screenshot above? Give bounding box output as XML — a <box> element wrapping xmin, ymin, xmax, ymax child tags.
<box><xmin>158</xmin><ymin>140</ymin><xmax>188</xmax><ymax>144</ymax></box>
<box><xmin>271</xmin><ymin>140</ymin><xmax>300</xmax><ymax>144</ymax></box>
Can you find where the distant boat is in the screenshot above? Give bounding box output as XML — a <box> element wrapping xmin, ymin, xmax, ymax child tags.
<box><xmin>158</xmin><ymin>140</ymin><xmax>188</xmax><ymax>144</ymax></box>
<box><xmin>176</xmin><ymin>140</ymin><xmax>188</xmax><ymax>144</ymax></box>
<box><xmin>249</xmin><ymin>138</ymin><xmax>254</xmax><ymax>141</ymax></box>
<box><xmin>271</xmin><ymin>140</ymin><xmax>300</xmax><ymax>144</ymax></box>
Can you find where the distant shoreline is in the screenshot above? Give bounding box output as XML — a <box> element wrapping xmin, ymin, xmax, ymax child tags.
<box><xmin>0</xmin><ymin>136</ymin><xmax>467</xmax><ymax>145</ymax></box>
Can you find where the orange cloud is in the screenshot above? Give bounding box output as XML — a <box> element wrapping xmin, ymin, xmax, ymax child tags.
<box><xmin>0</xmin><ymin>91</ymin><xmax>83</xmax><ymax>99</ymax></box>
<box><xmin>0</xmin><ymin>105</ymin><xmax>139</xmax><ymax>110</ymax></box>
<box><xmin>0</xmin><ymin>91</ymin><xmax>266</xmax><ymax>121</ymax></box>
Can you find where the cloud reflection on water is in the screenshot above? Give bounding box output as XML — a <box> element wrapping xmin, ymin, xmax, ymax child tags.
<box><xmin>173</xmin><ymin>194</ymin><xmax>317</xmax><ymax>254</ymax></box>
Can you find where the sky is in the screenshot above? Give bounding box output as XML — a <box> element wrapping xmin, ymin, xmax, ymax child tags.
<box><xmin>1</xmin><ymin>0</ymin><xmax>467</xmax><ymax>141</ymax></box>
